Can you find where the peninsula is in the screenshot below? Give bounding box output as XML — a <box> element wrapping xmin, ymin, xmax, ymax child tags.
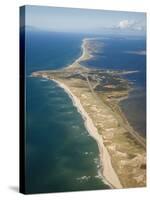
<box><xmin>32</xmin><ymin>38</ymin><xmax>146</xmax><ymax>189</ymax></box>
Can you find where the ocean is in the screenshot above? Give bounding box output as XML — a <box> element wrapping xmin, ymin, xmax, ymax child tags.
<box><xmin>81</xmin><ymin>36</ymin><xmax>146</xmax><ymax>137</ymax></box>
<box><xmin>25</xmin><ymin>30</ymin><xmax>109</xmax><ymax>193</ymax></box>
<box><xmin>24</xmin><ymin>29</ymin><xmax>146</xmax><ymax>193</ymax></box>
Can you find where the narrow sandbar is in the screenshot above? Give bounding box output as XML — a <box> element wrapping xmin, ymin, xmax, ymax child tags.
<box><xmin>32</xmin><ymin>37</ymin><xmax>146</xmax><ymax>188</ymax></box>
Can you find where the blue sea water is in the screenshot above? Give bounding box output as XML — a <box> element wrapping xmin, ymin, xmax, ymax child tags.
<box><xmin>25</xmin><ymin>30</ymin><xmax>84</xmax><ymax>74</ymax></box>
<box><xmin>82</xmin><ymin>36</ymin><xmax>146</xmax><ymax>87</ymax></box>
<box><xmin>24</xmin><ymin>30</ymin><xmax>146</xmax><ymax>193</ymax></box>
<box><xmin>25</xmin><ymin>30</ymin><xmax>109</xmax><ymax>193</ymax></box>
<box><xmin>82</xmin><ymin>36</ymin><xmax>146</xmax><ymax>137</ymax></box>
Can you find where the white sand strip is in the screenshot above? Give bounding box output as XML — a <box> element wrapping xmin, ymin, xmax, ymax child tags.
<box><xmin>66</xmin><ymin>38</ymin><xmax>93</xmax><ymax>69</ymax></box>
<box><xmin>75</xmin><ymin>38</ymin><xmax>92</xmax><ymax>63</ymax></box>
<box><xmin>53</xmin><ymin>79</ymin><xmax>122</xmax><ymax>189</ymax></box>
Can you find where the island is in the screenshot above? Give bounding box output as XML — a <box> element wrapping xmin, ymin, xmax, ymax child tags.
<box><xmin>31</xmin><ymin>38</ymin><xmax>146</xmax><ymax>189</ymax></box>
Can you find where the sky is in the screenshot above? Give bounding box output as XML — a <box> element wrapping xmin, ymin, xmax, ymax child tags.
<box><xmin>23</xmin><ymin>5</ymin><xmax>146</xmax><ymax>36</ymax></box>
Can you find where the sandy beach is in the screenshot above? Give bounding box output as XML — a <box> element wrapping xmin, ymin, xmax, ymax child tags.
<box><xmin>32</xmin><ymin>37</ymin><xmax>146</xmax><ymax>189</ymax></box>
<box><xmin>65</xmin><ymin>38</ymin><xmax>93</xmax><ymax>70</ymax></box>
<box><xmin>75</xmin><ymin>38</ymin><xmax>93</xmax><ymax>63</ymax></box>
<box><xmin>53</xmin><ymin>79</ymin><xmax>122</xmax><ymax>188</ymax></box>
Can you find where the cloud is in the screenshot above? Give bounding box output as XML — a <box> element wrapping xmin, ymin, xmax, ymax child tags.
<box><xmin>116</xmin><ymin>19</ymin><xmax>145</xmax><ymax>31</ymax></box>
<box><xmin>118</xmin><ymin>20</ymin><xmax>133</xmax><ymax>29</ymax></box>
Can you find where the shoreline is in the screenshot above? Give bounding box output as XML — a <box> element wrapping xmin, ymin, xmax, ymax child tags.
<box><xmin>75</xmin><ymin>38</ymin><xmax>93</xmax><ymax>63</ymax></box>
<box><xmin>73</xmin><ymin>37</ymin><xmax>146</xmax><ymax>147</ymax></box>
<box><xmin>53</xmin><ymin>79</ymin><xmax>122</xmax><ymax>189</ymax></box>
<box><xmin>65</xmin><ymin>38</ymin><xmax>94</xmax><ymax>70</ymax></box>
<box><xmin>31</xmin><ymin>36</ymin><xmax>146</xmax><ymax>188</ymax></box>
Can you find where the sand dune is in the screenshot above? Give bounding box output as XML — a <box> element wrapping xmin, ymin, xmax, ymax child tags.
<box><xmin>53</xmin><ymin>79</ymin><xmax>122</xmax><ymax>189</ymax></box>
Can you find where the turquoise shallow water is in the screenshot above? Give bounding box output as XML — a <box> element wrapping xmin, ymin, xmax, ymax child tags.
<box><xmin>24</xmin><ymin>30</ymin><xmax>109</xmax><ymax>193</ymax></box>
<box><xmin>25</xmin><ymin>77</ymin><xmax>109</xmax><ymax>193</ymax></box>
<box><xmin>24</xmin><ymin>29</ymin><xmax>146</xmax><ymax>193</ymax></box>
